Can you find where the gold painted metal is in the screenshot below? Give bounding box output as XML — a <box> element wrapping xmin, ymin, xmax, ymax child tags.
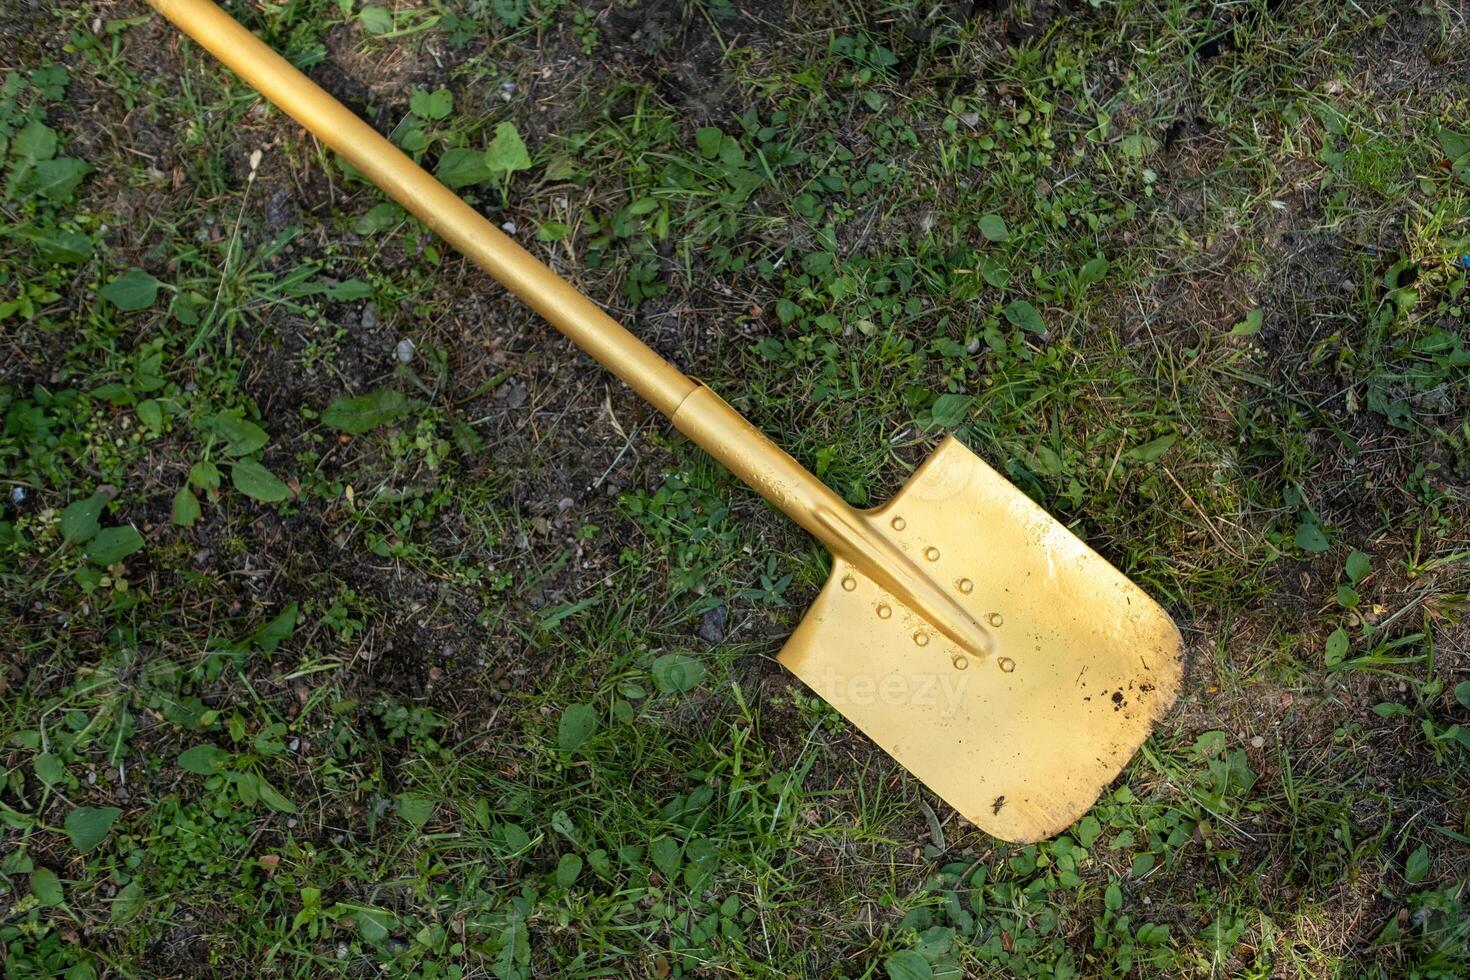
<box><xmin>672</xmin><ymin>387</ymin><xmax>993</xmax><ymax>659</ymax></box>
<box><xmin>778</xmin><ymin>437</ymin><xmax>1181</xmax><ymax>842</ymax></box>
<box><xmin>147</xmin><ymin>0</ymin><xmax>1183</xmax><ymax>842</ymax></box>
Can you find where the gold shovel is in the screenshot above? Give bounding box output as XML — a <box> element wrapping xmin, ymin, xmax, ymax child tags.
<box><xmin>146</xmin><ymin>0</ymin><xmax>1182</xmax><ymax>843</ymax></box>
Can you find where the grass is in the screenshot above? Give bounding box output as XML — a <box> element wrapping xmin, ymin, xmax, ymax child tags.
<box><xmin>2</xmin><ymin>0</ymin><xmax>1468</xmax><ymax>976</ymax></box>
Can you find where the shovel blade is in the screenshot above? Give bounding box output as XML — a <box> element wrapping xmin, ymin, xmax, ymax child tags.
<box><xmin>778</xmin><ymin>436</ymin><xmax>1181</xmax><ymax>842</ymax></box>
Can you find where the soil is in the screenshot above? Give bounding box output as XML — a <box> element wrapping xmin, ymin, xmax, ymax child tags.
<box><xmin>595</xmin><ymin>0</ymin><xmax>789</xmax><ymax>124</ymax></box>
<box><xmin>1</xmin><ymin>0</ymin><xmax>1465</xmax><ymax>974</ymax></box>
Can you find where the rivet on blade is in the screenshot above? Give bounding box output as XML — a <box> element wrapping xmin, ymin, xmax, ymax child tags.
<box><xmin>913</xmin><ymin>632</ymin><xmax>930</xmax><ymax>647</ymax></box>
<box><xmin>957</xmin><ymin>577</ymin><xmax>973</xmax><ymax>593</ymax></box>
<box><xmin>876</xmin><ymin>604</ymin><xmax>892</xmax><ymax>619</ymax></box>
<box><xmin>890</xmin><ymin>516</ymin><xmax>906</xmax><ymax>531</ymax></box>
<box><xmin>924</xmin><ymin>546</ymin><xmax>940</xmax><ymax>561</ymax></box>
<box><xmin>987</xmin><ymin>612</ymin><xmax>1004</xmax><ymax>627</ymax></box>
<box><xmin>952</xmin><ymin>654</ymin><xmax>968</xmax><ymax>670</ymax></box>
<box><xmin>998</xmin><ymin>656</ymin><xmax>1016</xmax><ymax>673</ymax></box>
<box><xmin>841</xmin><ymin>575</ymin><xmax>856</xmax><ymax>591</ymax></box>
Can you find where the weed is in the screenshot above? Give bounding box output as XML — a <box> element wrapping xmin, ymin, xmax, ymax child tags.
<box><xmin>1</xmin><ymin>1</ymin><xmax>1466</xmax><ymax>976</ymax></box>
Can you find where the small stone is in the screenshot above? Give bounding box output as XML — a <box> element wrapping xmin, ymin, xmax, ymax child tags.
<box><xmin>697</xmin><ymin>603</ymin><xmax>729</xmax><ymax>645</ymax></box>
<box><xmin>361</xmin><ymin>305</ymin><xmax>379</xmax><ymax>329</ymax></box>
<box><xmin>395</xmin><ymin>338</ymin><xmax>415</xmax><ymax>364</ymax></box>
<box><xmin>500</xmin><ymin>220</ymin><xmax>518</xmax><ymax>235</ymax></box>
<box><xmin>1249</xmin><ymin>735</ymin><xmax>1264</xmax><ymax>748</ymax></box>
<box><xmin>499</xmin><ymin>381</ymin><xmax>527</xmax><ymax>408</ymax></box>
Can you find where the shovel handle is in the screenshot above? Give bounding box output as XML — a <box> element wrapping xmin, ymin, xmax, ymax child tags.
<box><xmin>146</xmin><ymin>0</ymin><xmax>697</xmax><ymax>418</ymax></box>
<box><xmin>148</xmin><ymin>0</ymin><xmax>994</xmax><ymax>659</ymax></box>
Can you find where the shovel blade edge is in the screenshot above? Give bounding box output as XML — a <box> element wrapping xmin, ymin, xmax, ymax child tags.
<box><xmin>777</xmin><ymin>436</ymin><xmax>1182</xmax><ymax>843</ymax></box>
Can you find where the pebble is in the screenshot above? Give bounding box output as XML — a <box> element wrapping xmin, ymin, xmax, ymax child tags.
<box><xmin>697</xmin><ymin>603</ymin><xmax>729</xmax><ymax>645</ymax></box>
<box><xmin>264</xmin><ymin>190</ymin><xmax>294</xmax><ymax>229</ymax></box>
<box><xmin>361</xmin><ymin>305</ymin><xmax>378</xmax><ymax>329</ymax></box>
<box><xmin>500</xmin><ymin>220</ymin><xmax>518</xmax><ymax>235</ymax></box>
<box><xmin>499</xmin><ymin>381</ymin><xmax>527</xmax><ymax>408</ymax></box>
<box><xmin>1249</xmin><ymin>735</ymin><xmax>1264</xmax><ymax>748</ymax></box>
<box><xmin>395</xmin><ymin>338</ymin><xmax>415</xmax><ymax>364</ymax></box>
